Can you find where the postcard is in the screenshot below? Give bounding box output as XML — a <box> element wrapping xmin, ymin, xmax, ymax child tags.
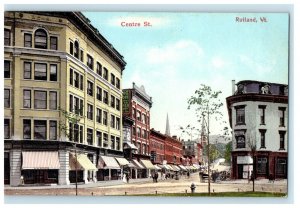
<box><xmin>4</xmin><ymin>10</ymin><xmax>289</xmax><ymax>203</ymax></box>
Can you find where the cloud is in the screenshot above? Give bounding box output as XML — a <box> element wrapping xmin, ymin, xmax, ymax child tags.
<box><xmin>211</xmin><ymin>56</ymin><xmax>226</xmax><ymax>69</ymax></box>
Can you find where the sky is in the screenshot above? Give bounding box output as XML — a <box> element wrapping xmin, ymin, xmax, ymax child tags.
<box><xmin>83</xmin><ymin>12</ymin><xmax>289</xmax><ymax>140</ymax></box>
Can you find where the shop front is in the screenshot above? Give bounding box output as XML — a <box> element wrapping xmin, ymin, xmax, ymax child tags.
<box><xmin>21</xmin><ymin>151</ymin><xmax>60</xmax><ymax>185</ymax></box>
<box><xmin>140</xmin><ymin>159</ymin><xmax>156</xmax><ymax>178</ymax></box>
<box><xmin>97</xmin><ymin>155</ymin><xmax>121</xmax><ymax>181</ymax></box>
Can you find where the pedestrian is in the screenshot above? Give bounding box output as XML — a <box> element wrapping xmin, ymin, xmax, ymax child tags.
<box><xmin>199</xmin><ymin>171</ymin><xmax>203</xmax><ymax>183</ymax></box>
<box><xmin>20</xmin><ymin>175</ymin><xmax>24</xmax><ymax>185</ymax></box>
<box><xmin>269</xmin><ymin>173</ymin><xmax>274</xmax><ymax>183</ymax></box>
<box><xmin>155</xmin><ymin>172</ymin><xmax>158</xmax><ymax>183</ymax></box>
<box><xmin>126</xmin><ymin>173</ymin><xmax>130</xmax><ymax>183</ymax></box>
<box><xmin>187</xmin><ymin>171</ymin><xmax>190</xmax><ymax>179</ymax></box>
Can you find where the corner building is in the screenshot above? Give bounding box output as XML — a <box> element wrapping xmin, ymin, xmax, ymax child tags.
<box><xmin>4</xmin><ymin>12</ymin><xmax>126</xmax><ymax>186</ymax></box>
<box><xmin>226</xmin><ymin>80</ymin><xmax>288</xmax><ymax>180</ymax></box>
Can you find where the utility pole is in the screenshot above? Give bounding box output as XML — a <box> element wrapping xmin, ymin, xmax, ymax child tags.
<box><xmin>74</xmin><ymin>144</ymin><xmax>78</xmax><ymax>196</ymax></box>
<box><xmin>207</xmin><ymin>104</ymin><xmax>211</xmax><ymax>195</ymax></box>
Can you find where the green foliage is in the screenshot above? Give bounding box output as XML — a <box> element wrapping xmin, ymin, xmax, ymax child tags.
<box><xmin>224</xmin><ymin>141</ymin><xmax>232</xmax><ymax>164</ymax></box>
<box><xmin>203</xmin><ymin>144</ymin><xmax>221</xmax><ymax>162</ymax></box>
<box><xmin>58</xmin><ymin>107</ymin><xmax>82</xmax><ymax>140</ymax></box>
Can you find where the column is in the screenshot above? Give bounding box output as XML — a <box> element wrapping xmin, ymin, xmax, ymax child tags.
<box><xmin>58</xmin><ymin>149</ymin><xmax>70</xmax><ymax>185</ymax></box>
<box><xmin>83</xmin><ymin>170</ymin><xmax>88</xmax><ymax>184</ymax></box>
<box><xmin>10</xmin><ymin>149</ymin><xmax>22</xmax><ymax>186</ymax></box>
<box><xmin>93</xmin><ymin>154</ymin><xmax>97</xmax><ymax>182</ymax></box>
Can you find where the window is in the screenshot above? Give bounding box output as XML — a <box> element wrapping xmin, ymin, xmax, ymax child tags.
<box><xmin>80</xmin><ymin>50</ymin><xmax>84</xmax><ymax>62</ymax></box>
<box><xmin>116</xmin><ymin>98</ymin><xmax>120</xmax><ymax>111</ymax></box>
<box><xmin>235</xmin><ymin>105</ymin><xmax>245</xmax><ymax>125</ymax></box>
<box><xmin>34</xmin><ymin>63</ymin><xmax>47</xmax><ymax>80</ymax></box>
<box><xmin>259</xmin><ymin>129</ymin><xmax>266</xmax><ymax>148</ymax></box>
<box><xmin>111</xmin><ymin>135</ymin><xmax>115</xmax><ymax>149</ymax></box>
<box><xmin>80</xmin><ymin>75</ymin><xmax>83</xmax><ymax>90</ymax></box>
<box><xmin>69</xmin><ymin>122</ymin><xmax>73</xmax><ymax>141</ymax></box>
<box><xmin>116</xmin><ymin>117</ymin><xmax>120</xmax><ymax>130</ymax></box>
<box><xmin>79</xmin><ymin>126</ymin><xmax>83</xmax><ymax>143</ymax></box>
<box><xmin>34</xmin><ymin>29</ymin><xmax>47</xmax><ymax>49</ymax></box>
<box><xmin>70</xmin><ymin>68</ymin><xmax>73</xmax><ymax>85</ymax></box>
<box><xmin>87</xmin><ymin>81</ymin><xmax>94</xmax><ymax>96</ymax></box>
<box><xmin>87</xmin><ymin>128</ymin><xmax>93</xmax><ymax>145</ymax></box>
<box><xmin>111</xmin><ymin>115</ymin><xmax>115</xmax><ymax>128</ymax></box>
<box><xmin>4</xmin><ymin>89</ymin><xmax>10</xmax><ymax>108</ymax></box>
<box><xmin>49</xmin><ymin>121</ymin><xmax>57</xmax><ymax>140</ymax></box>
<box><xmin>50</xmin><ymin>36</ymin><xmax>58</xmax><ymax>50</ymax></box>
<box><xmin>116</xmin><ymin>137</ymin><xmax>120</xmax><ymax>150</ymax></box>
<box><xmin>4</xmin><ymin>119</ymin><xmax>10</xmax><ymax>140</ymax></box>
<box><xmin>235</xmin><ymin>130</ymin><xmax>246</xmax><ymax>148</ymax></box>
<box><xmin>137</xmin><ymin>111</ymin><xmax>141</xmax><ymax>121</ymax></box>
<box><xmin>80</xmin><ymin>99</ymin><xmax>84</xmax><ymax>116</ymax></box>
<box><xmin>50</xmin><ymin>64</ymin><xmax>57</xmax><ymax>81</ymax></box>
<box><xmin>103</xmin><ymin>133</ymin><xmax>108</xmax><ymax>148</ymax></box>
<box><xmin>132</xmin><ymin>108</ymin><xmax>136</xmax><ymax>118</ymax></box>
<box><xmin>96</xmin><ymin>108</ymin><xmax>102</xmax><ymax>123</ymax></box>
<box><xmin>279</xmin><ymin>131</ymin><xmax>286</xmax><ymax>150</ymax></box>
<box><xmin>74</xmin><ymin>71</ymin><xmax>79</xmax><ymax>88</ymax></box>
<box><xmin>103</xmin><ymin>90</ymin><xmax>108</xmax><ymax>104</ymax></box>
<box><xmin>116</xmin><ymin>78</ymin><xmax>120</xmax><ymax>89</ymax></box>
<box><xmin>23</xmin><ymin>90</ymin><xmax>31</xmax><ymax>108</ymax></box>
<box><xmin>132</xmin><ymin>127</ymin><xmax>136</xmax><ymax>136</ymax></box>
<box><xmin>69</xmin><ymin>42</ymin><xmax>73</xmax><ymax>55</ymax></box>
<box><xmin>103</xmin><ymin>67</ymin><xmax>108</xmax><ymax>80</ymax></box>
<box><xmin>34</xmin><ymin>91</ymin><xmax>47</xmax><ymax>109</ymax></box>
<box><xmin>279</xmin><ymin>107</ymin><xmax>286</xmax><ymax>127</ymax></box>
<box><xmin>111</xmin><ymin>95</ymin><xmax>115</xmax><ymax>108</ymax></box>
<box><xmin>24</xmin><ymin>33</ymin><xmax>32</xmax><ymax>47</ymax></box>
<box><xmin>87</xmin><ymin>104</ymin><xmax>94</xmax><ymax>120</ymax></box>
<box><xmin>34</xmin><ymin>120</ymin><xmax>47</xmax><ymax>140</ymax></box>
<box><xmin>4</xmin><ymin>60</ymin><xmax>10</xmax><ymax>78</ymax></box>
<box><xmin>96</xmin><ymin>86</ymin><xmax>102</xmax><ymax>101</ymax></box>
<box><xmin>97</xmin><ymin>62</ymin><xmax>102</xmax><ymax>76</ymax></box>
<box><xmin>276</xmin><ymin>158</ymin><xmax>287</xmax><ymax>175</ymax></box>
<box><xmin>257</xmin><ymin>157</ymin><xmax>268</xmax><ymax>174</ymax></box>
<box><xmin>142</xmin><ymin>114</ymin><xmax>146</xmax><ymax>124</ymax></box>
<box><xmin>87</xmin><ymin>54</ymin><xmax>94</xmax><ymax>70</ymax></box>
<box><xmin>259</xmin><ymin>105</ymin><xmax>266</xmax><ymax>125</ymax></box>
<box><xmin>24</xmin><ymin>62</ymin><xmax>32</xmax><ymax>79</ymax></box>
<box><xmin>111</xmin><ymin>73</ymin><xmax>115</xmax><ymax>86</ymax></box>
<box><xmin>74</xmin><ymin>41</ymin><xmax>79</xmax><ymax>59</ymax></box>
<box><xmin>142</xmin><ymin>144</ymin><xmax>146</xmax><ymax>154</ymax></box>
<box><xmin>49</xmin><ymin>91</ymin><xmax>57</xmax><ymax>110</ymax></box>
<box><xmin>74</xmin><ymin>124</ymin><xmax>79</xmax><ymax>142</ymax></box>
<box><xmin>23</xmin><ymin>119</ymin><xmax>31</xmax><ymax>140</ymax></box>
<box><xmin>137</xmin><ymin>127</ymin><xmax>141</xmax><ymax>137</ymax></box>
<box><xmin>97</xmin><ymin>131</ymin><xmax>102</xmax><ymax>147</ymax></box>
<box><xmin>4</xmin><ymin>29</ymin><xmax>11</xmax><ymax>46</ymax></box>
<box><xmin>103</xmin><ymin>111</ymin><xmax>108</xmax><ymax>126</ymax></box>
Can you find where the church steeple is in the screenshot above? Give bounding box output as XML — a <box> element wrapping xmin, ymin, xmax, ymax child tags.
<box><xmin>165</xmin><ymin>113</ymin><xmax>171</xmax><ymax>136</ymax></box>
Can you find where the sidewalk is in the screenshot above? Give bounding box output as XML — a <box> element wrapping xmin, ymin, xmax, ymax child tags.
<box><xmin>4</xmin><ymin>177</ymin><xmax>153</xmax><ymax>190</ymax></box>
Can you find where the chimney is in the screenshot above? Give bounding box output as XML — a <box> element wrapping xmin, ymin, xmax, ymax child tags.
<box><xmin>232</xmin><ymin>80</ymin><xmax>236</xmax><ymax>95</ymax></box>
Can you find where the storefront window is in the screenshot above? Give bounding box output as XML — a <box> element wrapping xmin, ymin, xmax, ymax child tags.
<box><xmin>257</xmin><ymin>157</ymin><xmax>268</xmax><ymax>174</ymax></box>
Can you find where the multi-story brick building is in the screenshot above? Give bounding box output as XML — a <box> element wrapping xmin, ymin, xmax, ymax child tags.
<box><xmin>149</xmin><ymin>129</ymin><xmax>166</xmax><ymax>164</ymax></box>
<box><xmin>164</xmin><ymin>135</ymin><xmax>183</xmax><ymax>165</ymax></box>
<box><xmin>4</xmin><ymin>11</ymin><xmax>126</xmax><ymax>186</ymax></box>
<box><xmin>226</xmin><ymin>80</ymin><xmax>288</xmax><ymax>179</ymax></box>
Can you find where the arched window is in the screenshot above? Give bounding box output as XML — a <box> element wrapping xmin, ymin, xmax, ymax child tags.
<box><xmin>34</xmin><ymin>29</ymin><xmax>47</xmax><ymax>49</ymax></box>
<box><xmin>74</xmin><ymin>41</ymin><xmax>79</xmax><ymax>59</ymax></box>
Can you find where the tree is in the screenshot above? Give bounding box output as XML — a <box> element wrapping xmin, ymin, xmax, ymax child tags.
<box><xmin>187</xmin><ymin>84</ymin><xmax>224</xmax><ymax>195</ymax></box>
<box><xmin>203</xmin><ymin>144</ymin><xmax>221</xmax><ymax>162</ymax></box>
<box><xmin>224</xmin><ymin>141</ymin><xmax>232</xmax><ymax>164</ymax></box>
<box><xmin>248</xmin><ymin>137</ymin><xmax>257</xmax><ymax>192</ymax></box>
<box><xmin>58</xmin><ymin>107</ymin><xmax>82</xmax><ymax>196</ymax></box>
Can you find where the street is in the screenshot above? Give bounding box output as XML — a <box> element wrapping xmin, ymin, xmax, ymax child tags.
<box><xmin>5</xmin><ymin>172</ymin><xmax>287</xmax><ymax>196</ymax></box>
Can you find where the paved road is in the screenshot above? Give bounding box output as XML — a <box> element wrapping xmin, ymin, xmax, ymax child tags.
<box><xmin>5</xmin><ymin>173</ymin><xmax>287</xmax><ymax>196</ymax></box>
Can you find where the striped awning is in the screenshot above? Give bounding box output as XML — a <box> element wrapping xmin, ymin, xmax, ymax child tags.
<box><xmin>126</xmin><ymin>162</ymin><xmax>137</xmax><ymax>168</ymax></box>
<box><xmin>166</xmin><ymin>164</ymin><xmax>175</xmax><ymax>171</ymax></box>
<box><xmin>115</xmin><ymin>157</ymin><xmax>129</xmax><ymax>166</ymax></box>
<box><xmin>70</xmin><ymin>153</ymin><xmax>97</xmax><ymax>171</ymax></box>
<box><xmin>171</xmin><ymin>165</ymin><xmax>181</xmax><ymax>171</ymax></box>
<box><xmin>140</xmin><ymin>159</ymin><xmax>156</xmax><ymax>170</ymax></box>
<box><xmin>132</xmin><ymin>159</ymin><xmax>145</xmax><ymax>169</ymax></box>
<box><xmin>22</xmin><ymin>151</ymin><xmax>60</xmax><ymax>169</ymax></box>
<box><xmin>179</xmin><ymin>165</ymin><xmax>188</xmax><ymax>171</ymax></box>
<box><xmin>98</xmin><ymin>156</ymin><xmax>121</xmax><ymax>169</ymax></box>
<box><xmin>154</xmin><ymin>164</ymin><xmax>162</xmax><ymax>170</ymax></box>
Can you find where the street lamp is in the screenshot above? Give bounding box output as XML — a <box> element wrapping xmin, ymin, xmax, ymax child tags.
<box><xmin>202</xmin><ymin>104</ymin><xmax>211</xmax><ymax>195</ymax></box>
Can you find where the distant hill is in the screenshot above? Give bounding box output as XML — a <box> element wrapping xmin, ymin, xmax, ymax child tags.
<box><xmin>209</xmin><ymin>135</ymin><xmax>231</xmax><ymax>144</ymax></box>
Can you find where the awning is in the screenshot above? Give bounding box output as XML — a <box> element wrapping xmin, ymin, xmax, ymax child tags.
<box><xmin>98</xmin><ymin>156</ymin><xmax>121</xmax><ymax>169</ymax></box>
<box><xmin>179</xmin><ymin>165</ymin><xmax>188</xmax><ymax>171</ymax></box>
<box><xmin>22</xmin><ymin>151</ymin><xmax>60</xmax><ymax>169</ymax></box>
<box><xmin>166</xmin><ymin>164</ymin><xmax>175</xmax><ymax>171</ymax></box>
<box><xmin>154</xmin><ymin>165</ymin><xmax>161</xmax><ymax>170</ymax></box>
<box><xmin>115</xmin><ymin>157</ymin><xmax>129</xmax><ymax>166</ymax></box>
<box><xmin>171</xmin><ymin>165</ymin><xmax>181</xmax><ymax>171</ymax></box>
<box><xmin>140</xmin><ymin>159</ymin><xmax>156</xmax><ymax>170</ymax></box>
<box><xmin>70</xmin><ymin>153</ymin><xmax>97</xmax><ymax>171</ymax></box>
<box><xmin>126</xmin><ymin>162</ymin><xmax>137</xmax><ymax>168</ymax></box>
<box><xmin>193</xmin><ymin>164</ymin><xmax>200</xmax><ymax>169</ymax></box>
<box><xmin>132</xmin><ymin>159</ymin><xmax>145</xmax><ymax>169</ymax></box>
<box><xmin>123</xmin><ymin>141</ymin><xmax>138</xmax><ymax>150</ymax></box>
